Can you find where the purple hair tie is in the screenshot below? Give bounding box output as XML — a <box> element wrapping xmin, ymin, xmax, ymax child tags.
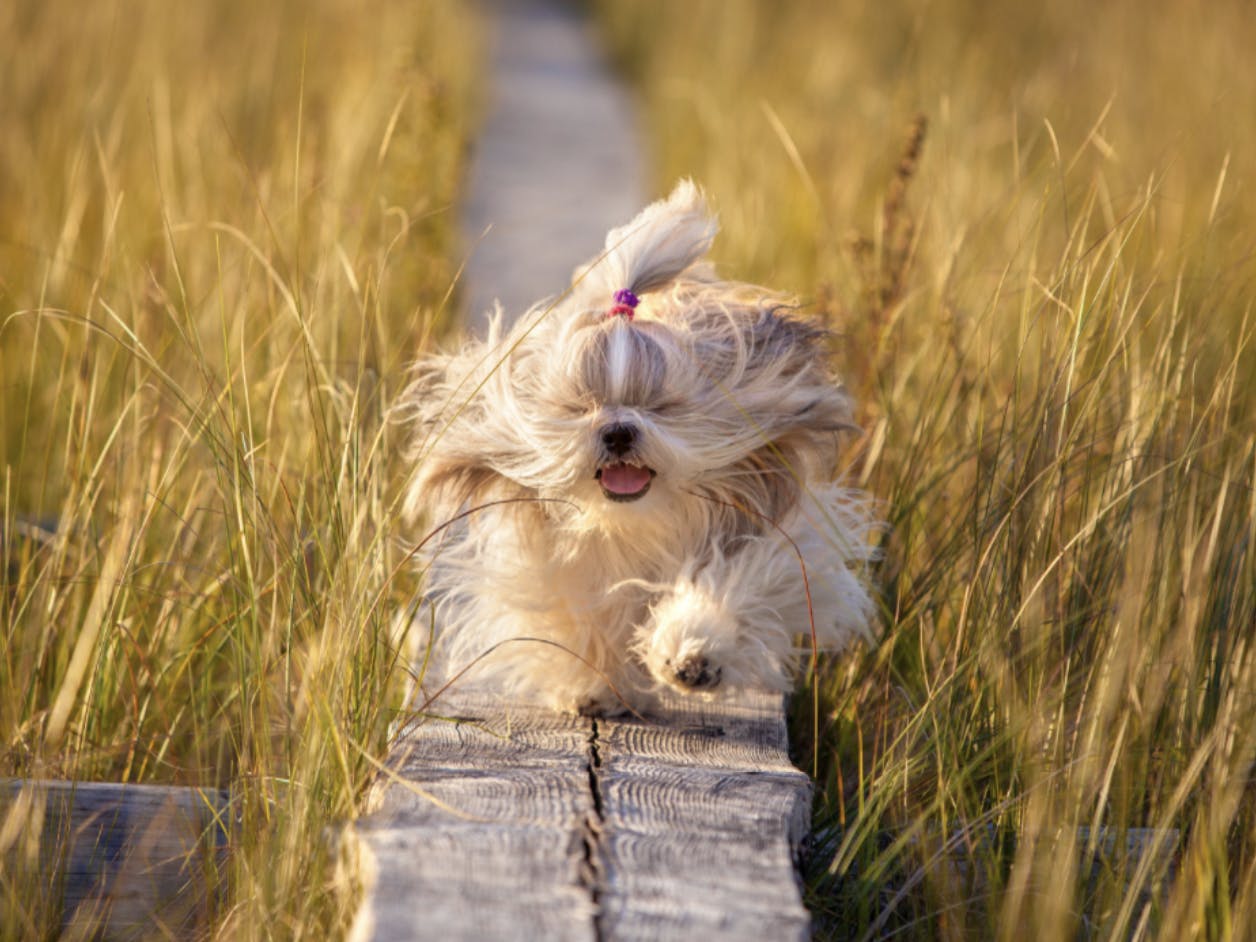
<box><xmin>607</xmin><ymin>288</ymin><xmax>640</xmax><ymax>319</ymax></box>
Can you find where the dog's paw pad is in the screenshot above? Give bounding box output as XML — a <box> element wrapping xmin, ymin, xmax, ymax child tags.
<box><xmin>670</xmin><ymin>655</ymin><xmax>722</xmax><ymax>690</ymax></box>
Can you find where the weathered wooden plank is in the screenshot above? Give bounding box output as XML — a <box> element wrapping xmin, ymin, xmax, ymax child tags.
<box><xmin>350</xmin><ymin>695</ymin><xmax>599</xmax><ymax>941</ymax></box>
<box><xmin>593</xmin><ymin>692</ymin><xmax>812</xmax><ymax>941</ymax></box>
<box><xmin>1</xmin><ymin>780</ymin><xmax>231</xmax><ymax>939</ymax></box>
<box><xmin>352</xmin><ymin>689</ymin><xmax>813</xmax><ymax>941</ymax></box>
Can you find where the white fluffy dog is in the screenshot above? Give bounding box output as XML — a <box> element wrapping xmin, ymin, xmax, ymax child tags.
<box><xmin>399</xmin><ymin>181</ymin><xmax>878</xmax><ymax>715</ymax></box>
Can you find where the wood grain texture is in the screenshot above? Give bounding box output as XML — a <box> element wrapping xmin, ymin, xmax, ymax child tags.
<box><xmin>353</xmin><ymin>688</ymin><xmax>812</xmax><ymax>942</ymax></box>
<box><xmin>594</xmin><ymin>691</ymin><xmax>812</xmax><ymax>941</ymax></box>
<box><xmin>351</xmin><ymin>694</ymin><xmax>599</xmax><ymax>942</ymax></box>
<box><xmin>1</xmin><ymin>779</ymin><xmax>230</xmax><ymax>940</ymax></box>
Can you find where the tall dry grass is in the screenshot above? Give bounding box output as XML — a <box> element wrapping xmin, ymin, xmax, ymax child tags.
<box><xmin>596</xmin><ymin>1</ymin><xmax>1254</xmax><ymax>938</ymax></box>
<box><xmin>1</xmin><ymin>1</ymin><xmax>480</xmax><ymax>935</ymax></box>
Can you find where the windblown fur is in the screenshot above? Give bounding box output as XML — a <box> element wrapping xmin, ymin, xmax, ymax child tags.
<box><xmin>398</xmin><ymin>180</ymin><xmax>878</xmax><ymax>714</ymax></box>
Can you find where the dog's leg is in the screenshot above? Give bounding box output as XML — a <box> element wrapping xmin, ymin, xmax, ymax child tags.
<box><xmin>441</xmin><ymin>597</ymin><xmax>657</xmax><ymax>715</ymax></box>
<box><xmin>540</xmin><ymin>659</ymin><xmax>657</xmax><ymax>717</ymax></box>
<box><xmin>639</xmin><ymin>538</ymin><xmax>802</xmax><ymax>694</ymax></box>
<box><xmin>639</xmin><ymin>519</ymin><xmax>873</xmax><ymax>694</ymax></box>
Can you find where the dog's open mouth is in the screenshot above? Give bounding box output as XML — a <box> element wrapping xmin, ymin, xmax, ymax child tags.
<box><xmin>595</xmin><ymin>462</ymin><xmax>656</xmax><ymax>502</ymax></box>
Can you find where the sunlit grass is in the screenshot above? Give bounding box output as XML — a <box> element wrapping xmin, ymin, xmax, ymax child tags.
<box><xmin>596</xmin><ymin>1</ymin><xmax>1254</xmax><ymax>938</ymax></box>
<box><xmin>0</xmin><ymin>0</ymin><xmax>480</xmax><ymax>935</ymax></box>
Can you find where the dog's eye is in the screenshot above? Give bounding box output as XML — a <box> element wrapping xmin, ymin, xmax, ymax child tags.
<box><xmin>545</xmin><ymin>391</ymin><xmax>597</xmax><ymax>418</ymax></box>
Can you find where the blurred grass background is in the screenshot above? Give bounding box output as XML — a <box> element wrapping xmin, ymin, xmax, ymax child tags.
<box><xmin>1</xmin><ymin>0</ymin><xmax>480</xmax><ymax>935</ymax></box>
<box><xmin>594</xmin><ymin>1</ymin><xmax>1254</xmax><ymax>939</ymax></box>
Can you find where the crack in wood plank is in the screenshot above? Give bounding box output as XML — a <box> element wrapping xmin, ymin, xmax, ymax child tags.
<box><xmin>578</xmin><ymin>718</ymin><xmax>608</xmax><ymax>942</ymax></box>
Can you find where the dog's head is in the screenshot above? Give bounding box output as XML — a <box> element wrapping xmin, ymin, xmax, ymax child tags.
<box><xmin>402</xmin><ymin>181</ymin><xmax>855</xmax><ymax>542</ymax></box>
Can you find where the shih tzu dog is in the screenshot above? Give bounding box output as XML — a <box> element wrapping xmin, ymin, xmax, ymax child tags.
<box><xmin>398</xmin><ymin>181</ymin><xmax>878</xmax><ymax>715</ymax></box>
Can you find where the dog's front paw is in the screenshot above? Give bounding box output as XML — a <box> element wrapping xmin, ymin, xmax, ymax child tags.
<box><xmin>668</xmin><ymin>651</ymin><xmax>723</xmax><ymax>690</ymax></box>
<box><xmin>642</xmin><ymin>584</ymin><xmax>737</xmax><ymax>695</ymax></box>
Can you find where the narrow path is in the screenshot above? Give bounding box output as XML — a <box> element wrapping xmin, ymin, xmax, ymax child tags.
<box><xmin>352</xmin><ymin>6</ymin><xmax>813</xmax><ymax>940</ymax></box>
<box><xmin>459</xmin><ymin>0</ymin><xmax>646</xmax><ymax>332</ymax></box>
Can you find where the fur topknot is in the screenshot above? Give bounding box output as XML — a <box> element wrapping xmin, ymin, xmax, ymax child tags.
<box><xmin>397</xmin><ymin>180</ymin><xmax>879</xmax><ymax>715</ymax></box>
<box><xmin>571</xmin><ymin>178</ymin><xmax>718</xmax><ymax>314</ymax></box>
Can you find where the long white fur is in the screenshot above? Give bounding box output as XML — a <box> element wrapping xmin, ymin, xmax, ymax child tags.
<box><xmin>398</xmin><ymin>181</ymin><xmax>879</xmax><ymax>714</ymax></box>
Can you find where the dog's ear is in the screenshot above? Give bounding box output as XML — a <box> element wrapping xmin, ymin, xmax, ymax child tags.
<box><xmin>743</xmin><ymin>306</ymin><xmax>856</xmax><ymax>431</ymax></box>
<box><xmin>697</xmin><ymin>305</ymin><xmax>856</xmax><ymax>521</ymax></box>
<box><xmin>397</xmin><ymin>352</ymin><xmax>524</xmax><ymax>527</ymax></box>
<box><xmin>403</xmin><ymin>439</ymin><xmax>505</xmax><ymax>526</ymax></box>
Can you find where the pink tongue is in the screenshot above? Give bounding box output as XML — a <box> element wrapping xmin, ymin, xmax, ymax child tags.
<box><xmin>600</xmin><ymin>464</ymin><xmax>652</xmax><ymax>495</ymax></box>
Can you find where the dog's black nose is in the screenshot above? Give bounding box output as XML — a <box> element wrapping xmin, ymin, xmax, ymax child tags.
<box><xmin>600</xmin><ymin>422</ymin><xmax>637</xmax><ymax>457</ymax></box>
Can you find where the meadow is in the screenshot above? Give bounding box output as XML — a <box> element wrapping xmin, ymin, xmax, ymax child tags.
<box><xmin>594</xmin><ymin>0</ymin><xmax>1255</xmax><ymax>938</ymax></box>
<box><xmin>1</xmin><ymin>0</ymin><xmax>1253</xmax><ymax>939</ymax></box>
<box><xmin>1</xmin><ymin>0</ymin><xmax>480</xmax><ymax>935</ymax></box>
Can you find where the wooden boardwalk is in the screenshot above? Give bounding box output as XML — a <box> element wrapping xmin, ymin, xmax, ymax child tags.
<box><xmin>0</xmin><ymin>780</ymin><xmax>231</xmax><ymax>936</ymax></box>
<box><xmin>351</xmin><ymin>691</ymin><xmax>812</xmax><ymax>941</ymax></box>
<box><xmin>459</xmin><ymin>0</ymin><xmax>645</xmax><ymax>331</ymax></box>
